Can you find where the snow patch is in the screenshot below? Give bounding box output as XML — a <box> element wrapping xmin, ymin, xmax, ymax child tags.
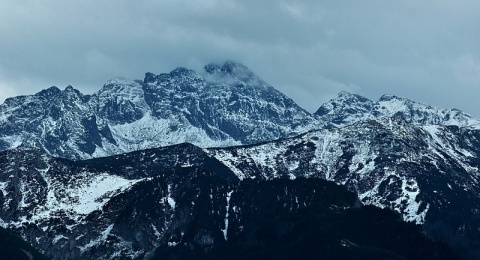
<box><xmin>79</xmin><ymin>224</ymin><xmax>114</xmax><ymax>253</ymax></box>
<box><xmin>167</xmin><ymin>184</ymin><xmax>176</xmax><ymax>209</ymax></box>
<box><xmin>53</xmin><ymin>235</ymin><xmax>68</xmax><ymax>244</ymax></box>
<box><xmin>221</xmin><ymin>190</ymin><xmax>234</xmax><ymax>240</ymax></box>
<box><xmin>109</xmin><ymin>112</ymin><xmax>240</xmax><ymax>153</ymax></box>
<box><xmin>359</xmin><ymin>173</ymin><xmax>428</xmax><ymax>224</ymax></box>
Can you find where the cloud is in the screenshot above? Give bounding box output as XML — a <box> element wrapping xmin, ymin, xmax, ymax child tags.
<box><xmin>0</xmin><ymin>66</ymin><xmax>50</xmax><ymax>103</ymax></box>
<box><xmin>279</xmin><ymin>2</ymin><xmax>308</xmax><ymax>21</ymax></box>
<box><xmin>0</xmin><ymin>82</ymin><xmax>17</xmax><ymax>104</ymax></box>
<box><xmin>1</xmin><ymin>1</ymin><xmax>480</xmax><ymax>116</ymax></box>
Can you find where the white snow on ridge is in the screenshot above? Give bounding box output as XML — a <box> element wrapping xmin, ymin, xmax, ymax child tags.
<box><xmin>211</xmin><ymin>142</ymin><xmax>288</xmax><ymax>180</ymax></box>
<box><xmin>211</xmin><ymin>129</ymin><xmax>343</xmax><ymax>181</ymax></box>
<box><xmin>210</xmin><ymin>150</ymin><xmax>247</xmax><ymax>180</ymax></box>
<box><xmin>373</xmin><ymin>95</ymin><xmax>480</xmax><ymax>129</ymax></box>
<box><xmin>213</xmin><ymin>125</ymin><xmax>438</xmax><ymax>225</ymax></box>
<box><xmin>20</xmin><ymin>166</ymin><xmax>146</xmax><ymax>224</ymax></box>
<box><xmin>108</xmin><ymin>112</ymin><xmax>240</xmax><ymax>153</ymax></box>
<box><xmin>69</xmin><ymin>173</ymin><xmax>141</xmax><ymax>215</ymax></box>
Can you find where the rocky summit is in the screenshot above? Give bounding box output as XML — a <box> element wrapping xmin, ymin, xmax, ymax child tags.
<box><xmin>0</xmin><ymin>61</ymin><xmax>316</xmax><ymax>160</ymax></box>
<box><xmin>1</xmin><ymin>61</ymin><xmax>480</xmax><ymax>258</ymax></box>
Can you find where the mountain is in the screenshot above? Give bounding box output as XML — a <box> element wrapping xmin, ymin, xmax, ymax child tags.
<box><xmin>314</xmin><ymin>91</ymin><xmax>375</xmax><ymax>127</ymax></box>
<box><xmin>152</xmin><ymin>178</ymin><xmax>456</xmax><ymax>260</ymax></box>
<box><xmin>316</xmin><ymin>91</ymin><xmax>480</xmax><ymax>128</ymax></box>
<box><xmin>0</xmin><ymin>147</ymin><xmax>456</xmax><ymax>260</ymax></box>
<box><xmin>0</xmin><ymin>226</ymin><xmax>50</xmax><ymax>260</ymax></box>
<box><xmin>211</xmin><ymin>115</ymin><xmax>480</xmax><ymax>258</ymax></box>
<box><xmin>2</xmin><ymin>61</ymin><xmax>480</xmax><ymax>258</ymax></box>
<box><xmin>0</xmin><ymin>145</ymin><xmax>237</xmax><ymax>259</ymax></box>
<box><xmin>0</xmin><ymin>61</ymin><xmax>316</xmax><ymax>160</ymax></box>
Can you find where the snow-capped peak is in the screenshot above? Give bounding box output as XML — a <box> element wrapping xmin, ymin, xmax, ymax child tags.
<box><xmin>315</xmin><ymin>91</ymin><xmax>374</xmax><ymax>126</ymax></box>
<box><xmin>373</xmin><ymin>94</ymin><xmax>480</xmax><ymax>128</ymax></box>
<box><xmin>315</xmin><ymin>91</ymin><xmax>480</xmax><ymax>129</ymax></box>
<box><xmin>378</xmin><ymin>94</ymin><xmax>403</xmax><ymax>102</ymax></box>
<box><xmin>0</xmin><ymin>61</ymin><xmax>316</xmax><ymax>160</ymax></box>
<box><xmin>202</xmin><ymin>61</ymin><xmax>266</xmax><ymax>88</ymax></box>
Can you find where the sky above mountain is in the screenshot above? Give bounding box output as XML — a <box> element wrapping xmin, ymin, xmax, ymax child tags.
<box><xmin>1</xmin><ymin>1</ymin><xmax>480</xmax><ymax>116</ymax></box>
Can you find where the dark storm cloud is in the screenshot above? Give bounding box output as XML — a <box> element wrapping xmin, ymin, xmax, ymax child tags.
<box><xmin>1</xmin><ymin>0</ymin><xmax>480</xmax><ymax>116</ymax></box>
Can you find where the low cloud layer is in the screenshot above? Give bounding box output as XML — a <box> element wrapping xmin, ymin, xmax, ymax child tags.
<box><xmin>1</xmin><ymin>0</ymin><xmax>480</xmax><ymax>116</ymax></box>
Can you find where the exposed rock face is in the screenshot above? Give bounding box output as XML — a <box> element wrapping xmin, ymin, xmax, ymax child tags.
<box><xmin>212</xmin><ymin>105</ymin><xmax>480</xmax><ymax>257</ymax></box>
<box><xmin>316</xmin><ymin>91</ymin><xmax>480</xmax><ymax>128</ymax></box>
<box><xmin>0</xmin><ymin>62</ymin><xmax>316</xmax><ymax>160</ymax></box>
<box><xmin>0</xmin><ymin>147</ymin><xmax>456</xmax><ymax>259</ymax></box>
<box><xmin>0</xmin><ymin>145</ymin><xmax>236</xmax><ymax>259</ymax></box>
<box><xmin>1</xmin><ymin>61</ymin><xmax>480</xmax><ymax>258</ymax></box>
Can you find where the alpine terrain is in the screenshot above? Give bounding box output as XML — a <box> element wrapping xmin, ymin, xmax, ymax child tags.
<box><xmin>0</xmin><ymin>61</ymin><xmax>478</xmax><ymax>258</ymax></box>
<box><xmin>212</xmin><ymin>91</ymin><xmax>480</xmax><ymax>257</ymax></box>
<box><xmin>0</xmin><ymin>62</ymin><xmax>316</xmax><ymax>160</ymax></box>
<box><xmin>0</xmin><ymin>147</ymin><xmax>456</xmax><ymax>259</ymax></box>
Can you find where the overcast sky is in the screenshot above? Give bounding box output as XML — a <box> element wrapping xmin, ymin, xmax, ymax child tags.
<box><xmin>1</xmin><ymin>0</ymin><xmax>480</xmax><ymax>116</ymax></box>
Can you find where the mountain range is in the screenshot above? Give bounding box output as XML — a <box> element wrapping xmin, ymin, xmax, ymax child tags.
<box><xmin>1</xmin><ymin>61</ymin><xmax>479</xmax><ymax>258</ymax></box>
<box><xmin>0</xmin><ymin>147</ymin><xmax>457</xmax><ymax>259</ymax></box>
<box><xmin>0</xmin><ymin>62</ymin><xmax>316</xmax><ymax>160</ymax></box>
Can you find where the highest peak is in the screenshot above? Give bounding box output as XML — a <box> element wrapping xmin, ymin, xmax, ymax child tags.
<box><xmin>202</xmin><ymin>61</ymin><xmax>264</xmax><ymax>87</ymax></box>
<box><xmin>201</xmin><ymin>61</ymin><xmax>269</xmax><ymax>89</ymax></box>
<box><xmin>378</xmin><ymin>94</ymin><xmax>407</xmax><ymax>102</ymax></box>
<box><xmin>144</xmin><ymin>67</ymin><xmax>200</xmax><ymax>84</ymax></box>
<box><xmin>204</xmin><ymin>61</ymin><xmax>250</xmax><ymax>75</ymax></box>
<box><xmin>203</xmin><ymin>61</ymin><xmax>258</xmax><ymax>83</ymax></box>
<box><xmin>337</xmin><ymin>90</ymin><xmax>354</xmax><ymax>97</ymax></box>
<box><xmin>221</xmin><ymin>61</ymin><xmax>250</xmax><ymax>74</ymax></box>
<box><xmin>143</xmin><ymin>61</ymin><xmax>258</xmax><ymax>85</ymax></box>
